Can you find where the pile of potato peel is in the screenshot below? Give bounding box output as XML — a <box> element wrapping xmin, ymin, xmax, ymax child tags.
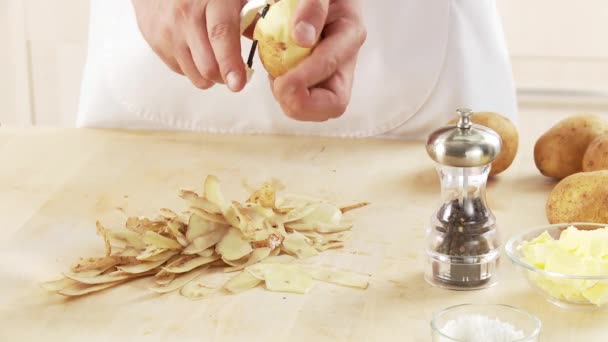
<box><xmin>42</xmin><ymin>175</ymin><xmax>370</xmax><ymax>299</ymax></box>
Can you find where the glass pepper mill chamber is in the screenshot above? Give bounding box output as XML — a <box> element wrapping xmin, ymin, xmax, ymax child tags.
<box><xmin>424</xmin><ymin>108</ymin><xmax>503</xmax><ymax>290</ymax></box>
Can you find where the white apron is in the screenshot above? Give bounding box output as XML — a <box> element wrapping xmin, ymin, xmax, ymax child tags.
<box><xmin>76</xmin><ymin>0</ymin><xmax>518</xmax><ymax>140</ymax></box>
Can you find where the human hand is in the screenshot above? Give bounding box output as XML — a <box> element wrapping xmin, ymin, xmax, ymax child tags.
<box><xmin>131</xmin><ymin>0</ymin><xmax>248</xmax><ymax>92</ymax></box>
<box><xmin>271</xmin><ymin>0</ymin><xmax>367</xmax><ymax>122</ymax></box>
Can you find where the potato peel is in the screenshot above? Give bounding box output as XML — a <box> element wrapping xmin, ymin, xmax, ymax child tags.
<box><xmin>143</xmin><ymin>231</ymin><xmax>182</xmax><ymax>250</ymax></box>
<box><xmin>190</xmin><ymin>208</ymin><xmax>229</xmax><ymax>226</ymax></box>
<box><xmin>204</xmin><ymin>175</ymin><xmax>228</xmax><ymax>211</ymax></box>
<box><xmin>96</xmin><ymin>221</ymin><xmax>112</xmax><ymax>256</ymax></box>
<box><xmin>179</xmin><ymin>189</ymin><xmax>222</xmax><ymax>214</ymax></box>
<box><xmin>154</xmin><ymin>270</ymin><xmax>176</xmax><ymax>285</ymax></box>
<box><xmin>340</xmin><ymin>202</ymin><xmax>371</xmax><ymax>214</ymax></box>
<box><xmin>247</xmin><ymin>182</ymin><xmax>276</xmax><ymax>208</ymax></box>
<box><xmin>224</xmin><ymin>247</ymin><xmax>272</xmax><ymax>273</ymax></box>
<box><xmin>262</xmin><ymin>255</ymin><xmax>296</xmax><ymax>264</ymax></box>
<box><xmin>159</xmin><ymin>208</ymin><xmax>178</xmax><ymax>220</ymax></box>
<box><xmin>58</xmin><ymin>280</ymin><xmax>128</xmax><ymax>297</ymax></box>
<box><xmin>162</xmin><ymin>255</ymin><xmax>220</xmax><ymax>274</ymax></box>
<box><xmin>282</xmin><ymin>232</ymin><xmax>319</xmax><ymax>259</ymax></box>
<box><xmin>43</xmin><ymin>175</ymin><xmax>368</xmax><ymax>300</ymax></box>
<box><xmin>224</xmin><ymin>271</ymin><xmax>263</xmax><ymax>293</ymax></box>
<box><xmin>167</xmin><ymin>219</ymin><xmax>189</xmax><ymax>247</ymax></box>
<box><xmin>246</xmin><ymin>263</ymin><xmax>314</xmax><ymax>294</ymax></box>
<box><xmin>183</xmin><ymin>227</ymin><xmax>227</xmax><ymax>255</ymax></box>
<box><xmin>125</xmin><ymin>217</ymin><xmax>165</xmax><ymax>234</ymax></box>
<box><xmin>71</xmin><ymin>256</ymin><xmax>119</xmax><ymax>275</ymax></box>
<box><xmin>316</xmin><ymin>242</ymin><xmax>345</xmax><ymax>251</ymax></box>
<box><xmin>108</xmin><ymin>230</ymin><xmax>146</xmax><ymax>249</ymax></box>
<box><xmin>64</xmin><ymin>270</ymin><xmax>146</xmax><ymax>285</ymax></box>
<box><xmin>41</xmin><ymin>277</ymin><xmax>78</xmax><ymax>292</ymax></box>
<box><xmin>216</xmin><ymin>228</ymin><xmax>253</xmax><ymax>261</ymax></box>
<box><xmin>117</xmin><ymin>258</ymin><xmax>168</xmax><ymax>274</ymax></box>
<box><xmin>180</xmin><ymin>281</ymin><xmax>216</xmax><ymax>300</ymax></box>
<box><xmin>198</xmin><ymin>248</ymin><xmax>215</xmax><ymax>258</ymax></box>
<box><xmin>137</xmin><ymin>247</ymin><xmax>170</xmax><ymax>261</ymax></box>
<box><xmin>303</xmin><ymin>268</ymin><xmax>370</xmax><ymax>289</ymax></box>
<box><xmin>148</xmin><ymin>267</ymin><xmax>207</xmax><ymax>294</ymax></box>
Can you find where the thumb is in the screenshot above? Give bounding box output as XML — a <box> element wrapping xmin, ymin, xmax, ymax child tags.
<box><xmin>292</xmin><ymin>0</ymin><xmax>329</xmax><ymax>48</ymax></box>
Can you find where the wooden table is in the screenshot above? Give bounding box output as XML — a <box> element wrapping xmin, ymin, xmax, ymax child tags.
<box><xmin>1</xmin><ymin>110</ymin><xmax>607</xmax><ymax>341</ymax></box>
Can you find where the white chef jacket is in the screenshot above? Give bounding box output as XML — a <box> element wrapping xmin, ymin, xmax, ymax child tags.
<box><xmin>76</xmin><ymin>0</ymin><xmax>518</xmax><ymax>140</ymax></box>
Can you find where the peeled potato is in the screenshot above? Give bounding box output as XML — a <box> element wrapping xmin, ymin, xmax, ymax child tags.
<box><xmin>534</xmin><ymin>114</ymin><xmax>608</xmax><ymax>179</ymax></box>
<box><xmin>582</xmin><ymin>133</ymin><xmax>608</xmax><ymax>172</ymax></box>
<box><xmin>449</xmin><ymin>112</ymin><xmax>519</xmax><ymax>176</ymax></box>
<box><xmin>254</xmin><ymin>0</ymin><xmax>315</xmax><ymax>78</ymax></box>
<box><xmin>546</xmin><ymin>170</ymin><xmax>608</xmax><ymax>224</ymax></box>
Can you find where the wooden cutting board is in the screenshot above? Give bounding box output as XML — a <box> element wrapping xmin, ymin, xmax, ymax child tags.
<box><xmin>0</xmin><ymin>112</ymin><xmax>607</xmax><ymax>341</ymax></box>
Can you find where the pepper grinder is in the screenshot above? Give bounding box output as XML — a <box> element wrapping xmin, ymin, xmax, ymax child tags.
<box><xmin>424</xmin><ymin>109</ymin><xmax>503</xmax><ymax>290</ymax></box>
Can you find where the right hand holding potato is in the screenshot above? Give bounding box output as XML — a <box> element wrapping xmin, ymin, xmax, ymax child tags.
<box><xmin>131</xmin><ymin>0</ymin><xmax>248</xmax><ymax>92</ymax></box>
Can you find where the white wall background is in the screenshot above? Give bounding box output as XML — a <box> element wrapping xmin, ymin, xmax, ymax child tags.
<box><xmin>1</xmin><ymin>0</ymin><xmax>607</xmax><ymax>126</ymax></box>
<box><xmin>1</xmin><ymin>0</ymin><xmax>89</xmax><ymax>126</ymax></box>
<box><xmin>497</xmin><ymin>0</ymin><xmax>608</xmax><ymax>109</ymax></box>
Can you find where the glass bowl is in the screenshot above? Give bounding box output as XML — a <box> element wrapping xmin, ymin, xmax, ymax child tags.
<box><xmin>505</xmin><ymin>222</ymin><xmax>608</xmax><ymax>310</ymax></box>
<box><xmin>431</xmin><ymin>304</ymin><xmax>541</xmax><ymax>342</ymax></box>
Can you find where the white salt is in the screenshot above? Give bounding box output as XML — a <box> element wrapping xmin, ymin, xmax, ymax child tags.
<box><xmin>439</xmin><ymin>314</ymin><xmax>526</xmax><ymax>342</ymax></box>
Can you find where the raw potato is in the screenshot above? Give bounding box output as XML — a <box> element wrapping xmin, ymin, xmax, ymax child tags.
<box><xmin>546</xmin><ymin>170</ymin><xmax>608</xmax><ymax>224</ymax></box>
<box><xmin>254</xmin><ymin>0</ymin><xmax>315</xmax><ymax>78</ymax></box>
<box><xmin>448</xmin><ymin>112</ymin><xmax>518</xmax><ymax>176</ymax></box>
<box><xmin>534</xmin><ymin>114</ymin><xmax>608</xmax><ymax>179</ymax></box>
<box><xmin>582</xmin><ymin>134</ymin><xmax>608</xmax><ymax>172</ymax></box>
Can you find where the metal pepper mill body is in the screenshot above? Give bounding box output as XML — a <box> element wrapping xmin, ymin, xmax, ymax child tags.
<box><xmin>424</xmin><ymin>109</ymin><xmax>503</xmax><ymax>290</ymax></box>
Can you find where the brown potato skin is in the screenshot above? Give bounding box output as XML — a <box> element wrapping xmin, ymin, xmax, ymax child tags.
<box><xmin>582</xmin><ymin>133</ymin><xmax>608</xmax><ymax>172</ymax></box>
<box><xmin>534</xmin><ymin>114</ymin><xmax>608</xmax><ymax>179</ymax></box>
<box><xmin>546</xmin><ymin>170</ymin><xmax>608</xmax><ymax>224</ymax></box>
<box><xmin>448</xmin><ymin>112</ymin><xmax>519</xmax><ymax>176</ymax></box>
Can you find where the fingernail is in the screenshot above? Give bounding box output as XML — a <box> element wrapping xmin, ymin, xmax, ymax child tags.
<box><xmin>227</xmin><ymin>71</ymin><xmax>241</xmax><ymax>92</ymax></box>
<box><xmin>294</xmin><ymin>21</ymin><xmax>316</xmax><ymax>46</ymax></box>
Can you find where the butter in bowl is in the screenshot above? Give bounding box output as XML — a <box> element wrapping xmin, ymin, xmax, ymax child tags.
<box><xmin>506</xmin><ymin>222</ymin><xmax>608</xmax><ymax>310</ymax></box>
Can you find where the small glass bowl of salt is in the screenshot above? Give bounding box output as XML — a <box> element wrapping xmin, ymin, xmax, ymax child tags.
<box><xmin>431</xmin><ymin>304</ymin><xmax>541</xmax><ymax>342</ymax></box>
